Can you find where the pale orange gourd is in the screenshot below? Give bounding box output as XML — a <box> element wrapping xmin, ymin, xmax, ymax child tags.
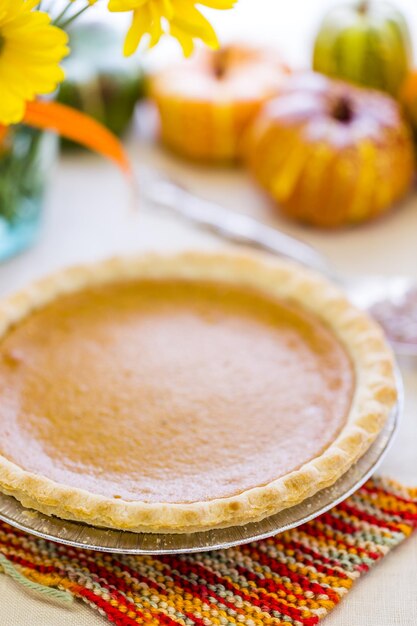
<box><xmin>151</xmin><ymin>45</ymin><xmax>290</xmax><ymax>163</ymax></box>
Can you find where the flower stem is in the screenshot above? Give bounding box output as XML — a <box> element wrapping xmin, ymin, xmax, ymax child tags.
<box><xmin>58</xmin><ymin>4</ymin><xmax>91</xmax><ymax>30</ymax></box>
<box><xmin>53</xmin><ymin>3</ymin><xmax>73</xmax><ymax>25</ymax></box>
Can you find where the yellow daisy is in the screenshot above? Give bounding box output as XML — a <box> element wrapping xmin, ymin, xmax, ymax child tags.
<box><xmin>108</xmin><ymin>0</ymin><xmax>237</xmax><ymax>57</ymax></box>
<box><xmin>0</xmin><ymin>0</ymin><xmax>69</xmax><ymax>125</ymax></box>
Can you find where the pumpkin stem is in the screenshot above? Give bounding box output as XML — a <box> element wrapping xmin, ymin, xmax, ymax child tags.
<box><xmin>212</xmin><ymin>48</ymin><xmax>230</xmax><ymax>79</ymax></box>
<box><xmin>332</xmin><ymin>96</ymin><xmax>354</xmax><ymax>123</ymax></box>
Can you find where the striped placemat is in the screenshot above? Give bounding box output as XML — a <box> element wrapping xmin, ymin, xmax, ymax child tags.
<box><xmin>0</xmin><ymin>477</ymin><xmax>416</xmax><ymax>625</ymax></box>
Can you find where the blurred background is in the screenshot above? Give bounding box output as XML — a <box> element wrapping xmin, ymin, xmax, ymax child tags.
<box><xmin>3</xmin><ymin>0</ymin><xmax>417</xmax><ymax>294</ymax></box>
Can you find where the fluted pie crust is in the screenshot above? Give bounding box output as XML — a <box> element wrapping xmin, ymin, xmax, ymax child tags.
<box><xmin>0</xmin><ymin>252</ymin><xmax>397</xmax><ymax>533</ymax></box>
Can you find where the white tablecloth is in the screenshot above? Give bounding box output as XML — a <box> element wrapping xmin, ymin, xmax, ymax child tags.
<box><xmin>1</xmin><ymin>1</ymin><xmax>417</xmax><ymax>622</ymax></box>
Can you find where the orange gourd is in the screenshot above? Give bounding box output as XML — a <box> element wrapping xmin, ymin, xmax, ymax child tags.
<box><xmin>151</xmin><ymin>45</ymin><xmax>290</xmax><ymax>163</ymax></box>
<box><xmin>244</xmin><ymin>73</ymin><xmax>414</xmax><ymax>228</ymax></box>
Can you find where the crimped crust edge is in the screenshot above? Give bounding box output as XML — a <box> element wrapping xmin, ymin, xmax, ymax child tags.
<box><xmin>0</xmin><ymin>251</ymin><xmax>398</xmax><ymax>533</ymax></box>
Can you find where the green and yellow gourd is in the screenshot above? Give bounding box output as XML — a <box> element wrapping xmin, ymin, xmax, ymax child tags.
<box><xmin>313</xmin><ymin>1</ymin><xmax>412</xmax><ymax>97</ymax></box>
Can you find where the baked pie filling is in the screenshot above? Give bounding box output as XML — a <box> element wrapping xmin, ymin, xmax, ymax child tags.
<box><xmin>0</xmin><ymin>279</ymin><xmax>354</xmax><ymax>504</ymax></box>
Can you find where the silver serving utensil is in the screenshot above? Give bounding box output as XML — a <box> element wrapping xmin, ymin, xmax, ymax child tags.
<box><xmin>144</xmin><ymin>178</ymin><xmax>332</xmax><ymax>275</ymax></box>
<box><xmin>143</xmin><ymin>177</ymin><xmax>417</xmax><ymax>358</ymax></box>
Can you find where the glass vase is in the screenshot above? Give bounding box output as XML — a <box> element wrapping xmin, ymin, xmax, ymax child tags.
<box><xmin>0</xmin><ymin>127</ymin><xmax>58</xmax><ymax>262</ymax></box>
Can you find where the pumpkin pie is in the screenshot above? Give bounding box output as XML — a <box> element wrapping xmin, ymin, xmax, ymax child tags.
<box><xmin>0</xmin><ymin>252</ymin><xmax>397</xmax><ymax>533</ymax></box>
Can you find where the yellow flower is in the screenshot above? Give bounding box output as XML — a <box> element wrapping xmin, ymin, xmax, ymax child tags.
<box><xmin>108</xmin><ymin>0</ymin><xmax>237</xmax><ymax>57</ymax></box>
<box><xmin>0</xmin><ymin>0</ymin><xmax>69</xmax><ymax>125</ymax></box>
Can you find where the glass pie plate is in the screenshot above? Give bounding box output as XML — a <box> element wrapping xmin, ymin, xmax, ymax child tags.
<box><xmin>0</xmin><ymin>377</ymin><xmax>402</xmax><ymax>555</ymax></box>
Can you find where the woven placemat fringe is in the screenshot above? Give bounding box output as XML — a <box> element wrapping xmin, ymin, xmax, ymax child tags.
<box><xmin>0</xmin><ymin>553</ymin><xmax>73</xmax><ymax>605</ymax></box>
<box><xmin>0</xmin><ymin>477</ymin><xmax>416</xmax><ymax>625</ymax></box>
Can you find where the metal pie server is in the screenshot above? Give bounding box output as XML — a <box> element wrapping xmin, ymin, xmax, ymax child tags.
<box><xmin>143</xmin><ymin>177</ymin><xmax>417</xmax><ymax>358</ymax></box>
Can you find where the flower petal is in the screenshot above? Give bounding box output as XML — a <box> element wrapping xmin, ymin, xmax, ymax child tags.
<box><xmin>110</xmin><ymin>0</ymin><xmax>233</xmax><ymax>55</ymax></box>
<box><xmin>0</xmin><ymin>1</ymin><xmax>68</xmax><ymax>125</ymax></box>
<box><xmin>197</xmin><ymin>0</ymin><xmax>236</xmax><ymax>8</ymax></box>
<box><xmin>24</xmin><ymin>101</ymin><xmax>132</xmax><ymax>174</ymax></box>
<box><xmin>172</xmin><ymin>0</ymin><xmax>219</xmax><ymax>48</ymax></box>
<box><xmin>169</xmin><ymin>23</ymin><xmax>194</xmax><ymax>56</ymax></box>
<box><xmin>108</xmin><ymin>0</ymin><xmax>148</xmax><ymax>12</ymax></box>
<box><xmin>123</xmin><ymin>5</ymin><xmax>152</xmax><ymax>56</ymax></box>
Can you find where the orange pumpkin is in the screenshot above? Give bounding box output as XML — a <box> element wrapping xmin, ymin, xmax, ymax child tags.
<box><xmin>244</xmin><ymin>73</ymin><xmax>414</xmax><ymax>228</ymax></box>
<box><xmin>150</xmin><ymin>45</ymin><xmax>290</xmax><ymax>163</ymax></box>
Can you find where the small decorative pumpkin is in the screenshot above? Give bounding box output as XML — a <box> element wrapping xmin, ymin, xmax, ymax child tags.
<box><xmin>313</xmin><ymin>1</ymin><xmax>412</xmax><ymax>97</ymax></box>
<box><xmin>150</xmin><ymin>45</ymin><xmax>290</xmax><ymax>162</ymax></box>
<box><xmin>243</xmin><ymin>73</ymin><xmax>414</xmax><ymax>228</ymax></box>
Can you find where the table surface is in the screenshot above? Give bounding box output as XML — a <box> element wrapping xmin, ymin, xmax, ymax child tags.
<box><xmin>1</xmin><ymin>1</ymin><xmax>417</xmax><ymax>623</ymax></box>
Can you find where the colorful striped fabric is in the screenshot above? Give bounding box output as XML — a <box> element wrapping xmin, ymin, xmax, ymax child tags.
<box><xmin>0</xmin><ymin>477</ymin><xmax>416</xmax><ymax>625</ymax></box>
